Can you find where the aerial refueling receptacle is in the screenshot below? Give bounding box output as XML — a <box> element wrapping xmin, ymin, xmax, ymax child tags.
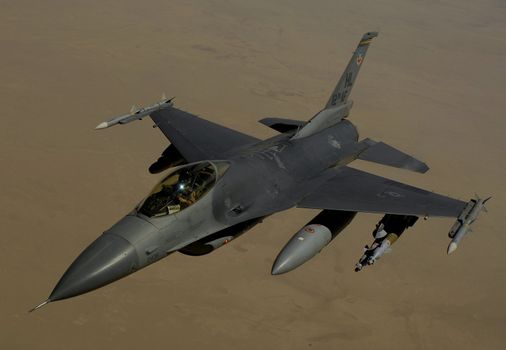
<box><xmin>271</xmin><ymin>210</ymin><xmax>356</xmax><ymax>275</ymax></box>
<box><xmin>355</xmin><ymin>214</ymin><xmax>418</xmax><ymax>272</ymax></box>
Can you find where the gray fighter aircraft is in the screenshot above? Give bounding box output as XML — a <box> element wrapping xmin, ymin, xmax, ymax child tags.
<box><xmin>31</xmin><ymin>32</ymin><xmax>489</xmax><ymax>311</ymax></box>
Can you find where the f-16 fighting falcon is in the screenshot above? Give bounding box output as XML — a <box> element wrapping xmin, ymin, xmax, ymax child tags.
<box><xmin>31</xmin><ymin>32</ymin><xmax>489</xmax><ymax>311</ymax></box>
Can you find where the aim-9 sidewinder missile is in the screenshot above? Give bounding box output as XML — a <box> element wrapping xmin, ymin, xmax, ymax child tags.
<box><xmin>95</xmin><ymin>95</ymin><xmax>173</xmax><ymax>130</ymax></box>
<box><xmin>447</xmin><ymin>196</ymin><xmax>490</xmax><ymax>254</ymax></box>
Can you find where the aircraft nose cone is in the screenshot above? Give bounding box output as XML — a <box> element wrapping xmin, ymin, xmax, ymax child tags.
<box><xmin>49</xmin><ymin>233</ymin><xmax>139</xmax><ymax>301</ymax></box>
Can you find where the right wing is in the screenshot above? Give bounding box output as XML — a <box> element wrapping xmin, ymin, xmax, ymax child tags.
<box><xmin>298</xmin><ymin>166</ymin><xmax>467</xmax><ymax>217</ymax></box>
<box><xmin>150</xmin><ymin>106</ymin><xmax>259</xmax><ymax>162</ymax></box>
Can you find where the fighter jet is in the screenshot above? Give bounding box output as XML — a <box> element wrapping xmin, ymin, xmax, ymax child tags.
<box><xmin>31</xmin><ymin>32</ymin><xmax>489</xmax><ymax>311</ymax></box>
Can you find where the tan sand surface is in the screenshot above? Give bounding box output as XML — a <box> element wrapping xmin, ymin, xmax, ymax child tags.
<box><xmin>0</xmin><ymin>0</ymin><xmax>505</xmax><ymax>349</ymax></box>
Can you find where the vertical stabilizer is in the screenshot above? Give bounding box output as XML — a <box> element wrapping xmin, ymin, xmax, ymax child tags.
<box><xmin>292</xmin><ymin>32</ymin><xmax>378</xmax><ymax>140</ymax></box>
<box><xmin>325</xmin><ymin>31</ymin><xmax>378</xmax><ymax>109</ymax></box>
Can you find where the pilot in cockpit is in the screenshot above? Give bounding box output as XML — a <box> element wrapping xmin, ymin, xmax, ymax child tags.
<box><xmin>139</xmin><ymin>184</ymin><xmax>175</xmax><ymax>216</ymax></box>
<box><xmin>138</xmin><ymin>161</ymin><xmax>221</xmax><ymax>218</ymax></box>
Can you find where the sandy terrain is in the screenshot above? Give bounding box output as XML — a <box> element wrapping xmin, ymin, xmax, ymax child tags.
<box><xmin>1</xmin><ymin>0</ymin><xmax>505</xmax><ymax>349</ymax></box>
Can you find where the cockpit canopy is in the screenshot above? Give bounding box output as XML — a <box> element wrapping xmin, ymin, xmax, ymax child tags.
<box><xmin>138</xmin><ymin>161</ymin><xmax>228</xmax><ymax>218</ymax></box>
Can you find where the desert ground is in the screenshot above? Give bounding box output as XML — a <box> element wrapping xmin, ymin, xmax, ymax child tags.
<box><xmin>1</xmin><ymin>0</ymin><xmax>505</xmax><ymax>349</ymax></box>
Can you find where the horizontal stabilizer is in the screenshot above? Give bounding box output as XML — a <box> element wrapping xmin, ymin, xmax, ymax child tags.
<box><xmin>259</xmin><ymin>118</ymin><xmax>305</xmax><ymax>133</ymax></box>
<box><xmin>358</xmin><ymin>139</ymin><xmax>429</xmax><ymax>174</ymax></box>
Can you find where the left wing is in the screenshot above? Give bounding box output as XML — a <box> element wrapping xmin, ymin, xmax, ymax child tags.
<box><xmin>150</xmin><ymin>106</ymin><xmax>259</xmax><ymax>162</ymax></box>
<box><xmin>95</xmin><ymin>99</ymin><xmax>260</xmax><ymax>162</ymax></box>
<box><xmin>298</xmin><ymin>166</ymin><xmax>466</xmax><ymax>217</ymax></box>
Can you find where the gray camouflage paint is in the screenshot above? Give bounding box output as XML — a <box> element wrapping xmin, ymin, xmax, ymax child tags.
<box><xmin>31</xmin><ymin>32</ymin><xmax>487</xmax><ymax>311</ymax></box>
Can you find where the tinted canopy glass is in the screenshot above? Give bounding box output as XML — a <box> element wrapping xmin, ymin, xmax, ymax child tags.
<box><xmin>138</xmin><ymin>162</ymin><xmax>218</xmax><ymax>218</ymax></box>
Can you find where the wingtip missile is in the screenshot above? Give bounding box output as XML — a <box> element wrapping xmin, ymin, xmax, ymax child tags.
<box><xmin>95</xmin><ymin>96</ymin><xmax>174</xmax><ymax>130</ymax></box>
<box><xmin>95</xmin><ymin>122</ymin><xmax>109</xmax><ymax>130</ymax></box>
<box><xmin>447</xmin><ymin>242</ymin><xmax>458</xmax><ymax>255</ymax></box>
<box><xmin>446</xmin><ymin>196</ymin><xmax>490</xmax><ymax>254</ymax></box>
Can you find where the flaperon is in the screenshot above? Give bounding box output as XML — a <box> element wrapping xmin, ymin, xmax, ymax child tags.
<box><xmin>31</xmin><ymin>32</ymin><xmax>489</xmax><ymax>311</ymax></box>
